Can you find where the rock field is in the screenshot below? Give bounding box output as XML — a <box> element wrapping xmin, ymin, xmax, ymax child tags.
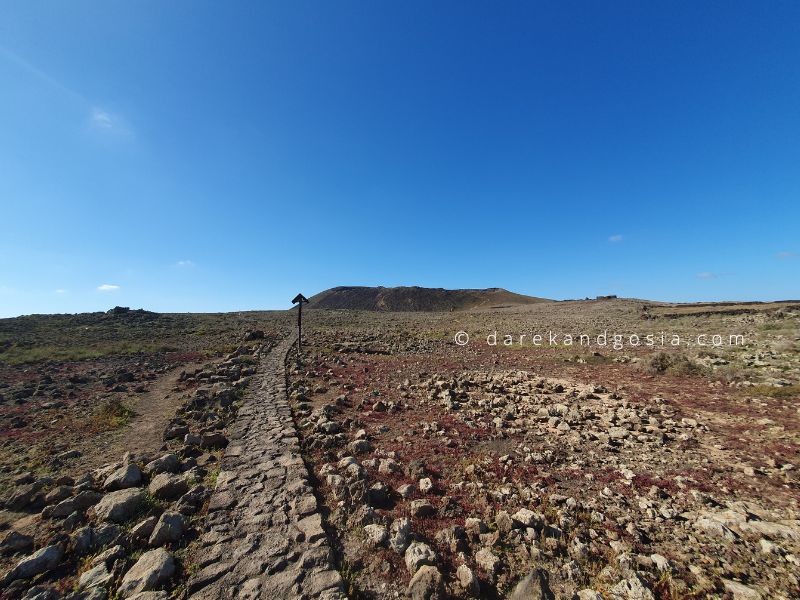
<box><xmin>1</xmin><ymin>299</ymin><xmax>798</xmax><ymax>599</ymax></box>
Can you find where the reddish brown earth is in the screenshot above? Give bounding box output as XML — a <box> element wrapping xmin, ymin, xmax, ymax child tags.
<box><xmin>0</xmin><ymin>300</ymin><xmax>798</xmax><ymax>599</ymax></box>
<box><xmin>288</xmin><ymin>301</ymin><xmax>799</xmax><ymax>599</ymax></box>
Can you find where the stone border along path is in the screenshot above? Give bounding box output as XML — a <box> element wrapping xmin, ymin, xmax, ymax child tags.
<box><xmin>188</xmin><ymin>333</ymin><xmax>347</xmax><ymax>600</ymax></box>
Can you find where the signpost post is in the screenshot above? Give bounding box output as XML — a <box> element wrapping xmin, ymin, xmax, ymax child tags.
<box><xmin>292</xmin><ymin>293</ymin><xmax>309</xmax><ymax>354</ymax></box>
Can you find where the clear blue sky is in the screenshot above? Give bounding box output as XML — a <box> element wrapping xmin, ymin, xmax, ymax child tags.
<box><xmin>1</xmin><ymin>1</ymin><xmax>799</xmax><ymax>317</ymax></box>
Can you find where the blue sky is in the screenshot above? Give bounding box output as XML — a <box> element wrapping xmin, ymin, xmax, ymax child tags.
<box><xmin>1</xmin><ymin>1</ymin><xmax>799</xmax><ymax>317</ymax></box>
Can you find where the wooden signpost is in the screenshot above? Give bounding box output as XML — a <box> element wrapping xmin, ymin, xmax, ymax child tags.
<box><xmin>292</xmin><ymin>293</ymin><xmax>309</xmax><ymax>353</ymax></box>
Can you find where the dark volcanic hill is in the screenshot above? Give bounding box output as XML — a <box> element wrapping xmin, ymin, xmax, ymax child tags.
<box><xmin>305</xmin><ymin>286</ymin><xmax>548</xmax><ymax>312</ymax></box>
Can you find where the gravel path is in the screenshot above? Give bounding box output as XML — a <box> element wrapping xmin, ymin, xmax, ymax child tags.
<box><xmin>188</xmin><ymin>334</ymin><xmax>346</xmax><ymax>599</ymax></box>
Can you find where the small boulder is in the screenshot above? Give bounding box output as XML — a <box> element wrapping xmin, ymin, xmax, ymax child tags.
<box><xmin>366</xmin><ymin>482</ymin><xmax>390</xmax><ymax>508</ymax></box>
<box><xmin>144</xmin><ymin>454</ymin><xmax>181</xmax><ymax>475</ymax></box>
<box><xmin>5</xmin><ymin>544</ymin><xmax>64</xmax><ymax>582</ymax></box>
<box><xmin>608</xmin><ymin>426</ymin><xmax>629</xmax><ymax>440</ymax></box>
<box><xmin>434</xmin><ymin>526</ymin><xmax>467</xmax><ymax>553</ymax></box>
<box><xmin>175</xmin><ymin>485</ymin><xmax>210</xmax><ymax>516</ymax></box>
<box><xmin>508</xmin><ymin>568</ymin><xmax>555</xmax><ymax>600</ymax></box>
<box><xmin>131</xmin><ymin>516</ymin><xmax>159</xmax><ymax>541</ymax></box>
<box><xmin>465</xmin><ymin>517</ymin><xmax>488</xmax><ymax>536</ymax></box>
<box><xmin>6</xmin><ymin>483</ymin><xmax>43</xmax><ymax>511</ymax></box>
<box><xmin>404</xmin><ymin>541</ymin><xmax>436</xmax><ymax>575</ymax></box>
<box><xmin>199</xmin><ymin>432</ymin><xmax>228</xmax><ymax>449</ymax></box>
<box><xmin>378</xmin><ymin>458</ymin><xmax>401</xmax><ymax>474</ymax></box>
<box><xmin>410</xmin><ymin>499</ymin><xmax>435</xmax><ymax>518</ymax></box>
<box><xmin>495</xmin><ymin>510</ymin><xmax>513</xmax><ymax>533</ymax></box>
<box><xmin>44</xmin><ymin>486</ymin><xmax>74</xmax><ymax>505</ymax></box>
<box><xmin>117</xmin><ymin>548</ymin><xmax>175</xmax><ymax>598</ymax></box>
<box><xmin>390</xmin><ymin>518</ymin><xmax>411</xmax><ymax>554</ymax></box>
<box><xmin>475</xmin><ymin>548</ymin><xmax>501</xmax><ymax>579</ymax></box>
<box><xmin>91</xmin><ymin>544</ymin><xmax>126</xmax><ymax>568</ymax></box>
<box><xmin>398</xmin><ymin>484</ymin><xmax>415</xmax><ymax>498</ymax></box>
<box><xmin>13</xmin><ymin>472</ymin><xmax>36</xmax><ymax>485</ymax></box>
<box><xmin>512</xmin><ymin>508</ymin><xmax>542</xmax><ymax>529</ymax></box>
<box><xmin>71</xmin><ymin>526</ymin><xmax>95</xmax><ymax>556</ymax></box>
<box><xmin>163</xmin><ymin>422</ymin><xmax>189</xmax><ymax>441</ymax></box>
<box><xmin>94</xmin><ymin>524</ymin><xmax>123</xmax><ymax>547</ymax></box>
<box><xmin>79</xmin><ymin>563</ymin><xmax>112</xmax><ymax>589</ymax></box>
<box><xmin>0</xmin><ymin>530</ymin><xmax>34</xmax><ymax>556</ymax></box>
<box><xmin>364</xmin><ymin>524</ymin><xmax>388</xmax><ymax>547</ymax></box>
<box><xmin>608</xmin><ymin>572</ymin><xmax>655</xmax><ymax>600</ymax></box>
<box><xmin>94</xmin><ymin>489</ymin><xmax>145</xmax><ymax>523</ymax></box>
<box><xmin>104</xmin><ymin>463</ymin><xmax>143</xmax><ymax>491</ymax></box>
<box><xmin>51</xmin><ymin>490</ymin><xmax>103</xmax><ymax>518</ymax></box>
<box><xmin>19</xmin><ymin>585</ymin><xmax>60</xmax><ymax>600</ymax></box>
<box><xmin>148</xmin><ymin>474</ymin><xmax>189</xmax><ymax>501</ymax></box>
<box><xmin>407</xmin><ymin>565</ymin><xmax>445</xmax><ymax>600</ymax></box>
<box><xmin>348</xmin><ymin>439</ymin><xmax>372</xmax><ymax>454</ymax></box>
<box><xmin>650</xmin><ymin>554</ymin><xmax>671</xmax><ymax>572</ymax></box>
<box><xmin>722</xmin><ymin>579</ymin><xmax>762</xmax><ymax>600</ymax></box>
<box><xmin>148</xmin><ymin>512</ymin><xmax>185</xmax><ymax>547</ymax></box>
<box><xmin>456</xmin><ymin>564</ymin><xmax>480</xmax><ymax>596</ymax></box>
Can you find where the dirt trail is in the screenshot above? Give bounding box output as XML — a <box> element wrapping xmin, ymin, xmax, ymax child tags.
<box><xmin>71</xmin><ymin>364</ymin><xmax>200</xmax><ymax>474</ymax></box>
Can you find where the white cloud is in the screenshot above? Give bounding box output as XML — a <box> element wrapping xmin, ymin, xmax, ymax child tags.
<box><xmin>0</xmin><ymin>49</ymin><xmax>134</xmax><ymax>138</ymax></box>
<box><xmin>55</xmin><ymin>289</ymin><xmax>67</xmax><ymax>294</ymax></box>
<box><xmin>91</xmin><ymin>109</ymin><xmax>113</xmax><ymax>129</ymax></box>
<box><xmin>176</xmin><ymin>260</ymin><xmax>195</xmax><ymax>268</ymax></box>
<box><xmin>608</xmin><ymin>234</ymin><xmax>623</xmax><ymax>243</ymax></box>
<box><xmin>97</xmin><ymin>284</ymin><xmax>120</xmax><ymax>292</ymax></box>
<box><xmin>89</xmin><ymin>107</ymin><xmax>133</xmax><ymax>137</ymax></box>
<box><xmin>776</xmin><ymin>251</ymin><xmax>797</xmax><ymax>259</ymax></box>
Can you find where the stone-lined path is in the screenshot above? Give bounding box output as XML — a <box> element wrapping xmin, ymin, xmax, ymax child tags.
<box><xmin>188</xmin><ymin>334</ymin><xmax>346</xmax><ymax>599</ymax></box>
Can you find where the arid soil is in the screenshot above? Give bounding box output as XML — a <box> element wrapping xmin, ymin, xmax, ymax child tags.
<box><xmin>0</xmin><ymin>308</ymin><xmax>289</xmax><ymax>599</ymax></box>
<box><xmin>0</xmin><ymin>309</ymin><xmax>288</xmax><ymax>497</ymax></box>
<box><xmin>0</xmin><ymin>299</ymin><xmax>798</xmax><ymax>599</ymax></box>
<box><xmin>289</xmin><ymin>300</ymin><xmax>799</xmax><ymax>599</ymax></box>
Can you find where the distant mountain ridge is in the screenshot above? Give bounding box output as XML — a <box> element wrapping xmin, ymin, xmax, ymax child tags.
<box><xmin>305</xmin><ymin>286</ymin><xmax>548</xmax><ymax>312</ymax></box>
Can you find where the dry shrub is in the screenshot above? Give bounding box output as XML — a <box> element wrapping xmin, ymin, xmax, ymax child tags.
<box><xmin>644</xmin><ymin>352</ymin><xmax>707</xmax><ymax>376</ymax></box>
<box><xmin>96</xmin><ymin>399</ymin><xmax>135</xmax><ymax>429</ymax></box>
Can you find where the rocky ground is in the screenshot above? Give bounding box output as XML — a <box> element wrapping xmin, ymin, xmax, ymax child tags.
<box><xmin>288</xmin><ymin>300</ymin><xmax>800</xmax><ymax>599</ymax></box>
<box><xmin>1</xmin><ymin>299</ymin><xmax>798</xmax><ymax>599</ymax></box>
<box><xmin>0</xmin><ymin>309</ymin><xmax>289</xmax><ymax>599</ymax></box>
<box><xmin>0</xmin><ymin>309</ymin><xmax>287</xmax><ymax>495</ymax></box>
